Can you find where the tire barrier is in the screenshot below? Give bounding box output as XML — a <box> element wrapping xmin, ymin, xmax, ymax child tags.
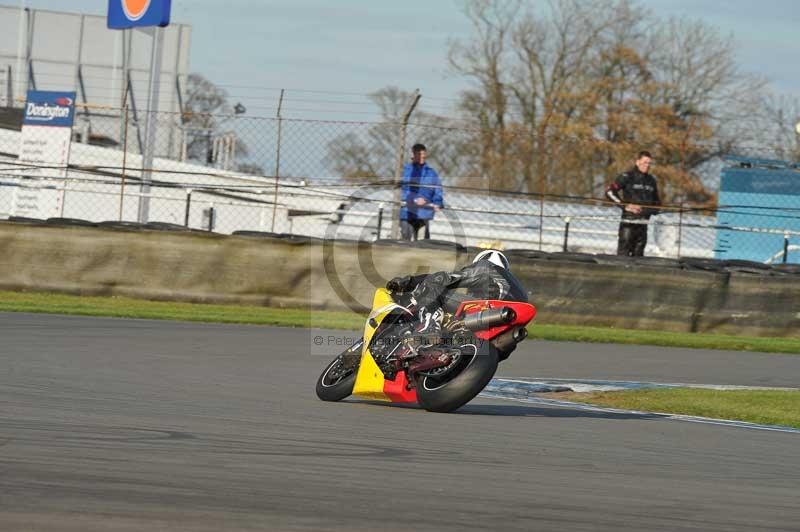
<box><xmin>45</xmin><ymin>217</ymin><xmax>98</xmax><ymax>227</ymax></box>
<box><xmin>143</xmin><ymin>222</ymin><xmax>194</xmax><ymax>232</ymax></box>
<box><xmin>8</xmin><ymin>216</ymin><xmax>45</xmax><ymax>224</ymax></box>
<box><xmin>97</xmin><ymin>220</ymin><xmax>147</xmax><ymax>230</ymax></box>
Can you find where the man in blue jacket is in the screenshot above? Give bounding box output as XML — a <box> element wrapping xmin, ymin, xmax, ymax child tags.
<box><xmin>400</xmin><ymin>143</ymin><xmax>444</xmax><ymax>240</ymax></box>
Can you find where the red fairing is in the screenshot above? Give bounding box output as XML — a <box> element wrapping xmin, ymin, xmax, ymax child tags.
<box><xmin>455</xmin><ymin>300</ymin><xmax>537</xmax><ymax>340</ymax></box>
<box><xmin>383</xmin><ymin>371</ymin><xmax>418</xmax><ymax>403</ymax></box>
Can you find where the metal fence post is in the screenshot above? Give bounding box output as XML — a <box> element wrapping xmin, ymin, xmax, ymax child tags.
<box><xmin>677</xmin><ymin>201</ymin><xmax>684</xmax><ymax>259</ymax></box>
<box><xmin>376</xmin><ymin>204</ymin><xmax>384</xmax><ymax>240</ymax></box>
<box><xmin>180</xmin><ymin>128</ymin><xmax>187</xmax><ymax>162</ymax></box>
<box><xmin>784</xmin><ymin>231</ymin><xmax>789</xmax><ymax>264</ymax></box>
<box><xmin>270</xmin><ymin>89</ymin><xmax>285</xmax><ymax>233</ymax></box>
<box><xmin>5</xmin><ymin>65</ymin><xmax>12</xmax><ymax>106</ymax></box>
<box><xmin>118</xmin><ymin>104</ymin><xmax>129</xmax><ymax>221</ymax></box>
<box><xmin>184</xmin><ymin>188</ymin><xmax>192</xmax><ymax>227</ymax></box>
<box><xmin>538</xmin><ymin>180</ymin><xmax>545</xmax><ymax>251</ymax></box>
<box><xmin>390</xmin><ymin>89</ymin><xmax>420</xmax><ymax>240</ymax></box>
<box><xmin>9</xmin><ymin>186</ymin><xmax>17</xmax><ymax>217</ymax></box>
<box><xmin>562</xmin><ymin>217</ymin><xmax>571</xmax><ymax>252</ymax></box>
<box><xmin>59</xmin><ymin>179</ymin><xmax>68</xmax><ymax>217</ymax></box>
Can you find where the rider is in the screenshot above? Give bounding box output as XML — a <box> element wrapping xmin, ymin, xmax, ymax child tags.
<box><xmin>386</xmin><ymin>249</ymin><xmax>528</xmax><ymax>332</ymax></box>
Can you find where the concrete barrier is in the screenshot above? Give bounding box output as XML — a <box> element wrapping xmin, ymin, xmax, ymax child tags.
<box><xmin>0</xmin><ymin>221</ymin><xmax>797</xmax><ymax>337</ymax></box>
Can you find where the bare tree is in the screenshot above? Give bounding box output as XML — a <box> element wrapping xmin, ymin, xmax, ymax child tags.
<box><xmin>448</xmin><ymin>0</ymin><xmax>520</xmax><ymax>189</ymax></box>
<box><xmin>324</xmin><ymin>86</ymin><xmax>470</xmax><ymax>181</ymax></box>
<box><xmin>324</xmin><ymin>87</ymin><xmax>404</xmax><ymax>180</ymax></box>
<box><xmin>448</xmin><ymin>0</ymin><xmax>766</xmax><ymax>205</ymax></box>
<box><xmin>750</xmin><ymin>92</ymin><xmax>800</xmax><ymax>162</ymax></box>
<box><xmin>327</xmin><ymin>0</ymin><xmax>770</xmax><ymax>205</ymax></box>
<box><xmin>449</xmin><ymin>0</ymin><xmax>628</xmax><ymax>193</ymax></box>
<box><xmin>642</xmin><ymin>16</ymin><xmax>765</xmax><ymax>202</ymax></box>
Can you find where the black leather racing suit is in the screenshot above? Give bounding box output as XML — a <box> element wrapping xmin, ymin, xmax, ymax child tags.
<box><xmin>605</xmin><ymin>168</ymin><xmax>661</xmax><ymax>256</ymax></box>
<box><xmin>388</xmin><ymin>260</ymin><xmax>528</xmax><ymax>316</ymax></box>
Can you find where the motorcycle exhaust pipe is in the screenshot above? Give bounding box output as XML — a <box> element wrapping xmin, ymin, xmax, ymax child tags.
<box><xmin>463</xmin><ymin>306</ymin><xmax>516</xmax><ymax>331</ymax></box>
<box><xmin>492</xmin><ymin>326</ymin><xmax>528</xmax><ymax>353</ymax></box>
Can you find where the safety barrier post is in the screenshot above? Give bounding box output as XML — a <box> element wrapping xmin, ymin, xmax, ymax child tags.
<box><xmin>562</xmin><ymin>217</ymin><xmax>571</xmax><ymax>252</ymax></box>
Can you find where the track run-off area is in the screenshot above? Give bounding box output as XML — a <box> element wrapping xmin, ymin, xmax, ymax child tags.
<box><xmin>2</xmin><ymin>312</ymin><xmax>799</xmax><ymax>531</ymax></box>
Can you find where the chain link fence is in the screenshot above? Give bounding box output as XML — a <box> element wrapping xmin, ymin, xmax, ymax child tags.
<box><xmin>0</xmin><ymin>104</ymin><xmax>798</xmax><ymax>263</ymax></box>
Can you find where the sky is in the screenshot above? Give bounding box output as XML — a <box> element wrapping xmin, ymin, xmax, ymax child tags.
<box><xmin>11</xmin><ymin>0</ymin><xmax>800</xmax><ymax>119</ymax></box>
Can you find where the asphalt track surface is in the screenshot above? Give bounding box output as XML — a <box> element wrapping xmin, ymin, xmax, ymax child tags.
<box><xmin>2</xmin><ymin>312</ymin><xmax>799</xmax><ymax>531</ymax></box>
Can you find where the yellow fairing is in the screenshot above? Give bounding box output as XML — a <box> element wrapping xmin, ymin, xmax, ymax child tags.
<box><xmin>352</xmin><ymin>289</ymin><xmax>405</xmax><ymax>401</ymax></box>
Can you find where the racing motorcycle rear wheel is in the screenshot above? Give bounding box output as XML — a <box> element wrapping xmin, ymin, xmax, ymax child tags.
<box><xmin>414</xmin><ymin>337</ymin><xmax>498</xmax><ymax>413</ymax></box>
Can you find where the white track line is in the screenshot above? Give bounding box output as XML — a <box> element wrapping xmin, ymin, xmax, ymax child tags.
<box><xmin>480</xmin><ymin>379</ymin><xmax>800</xmax><ymax>434</ymax></box>
<box><xmin>494</xmin><ymin>377</ymin><xmax>800</xmax><ymax>392</ymax></box>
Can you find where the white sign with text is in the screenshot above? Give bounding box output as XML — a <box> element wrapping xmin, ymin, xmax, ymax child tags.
<box><xmin>11</xmin><ymin>91</ymin><xmax>76</xmax><ymax>219</ymax></box>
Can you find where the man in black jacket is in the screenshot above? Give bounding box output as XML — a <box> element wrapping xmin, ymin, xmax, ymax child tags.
<box><xmin>605</xmin><ymin>151</ymin><xmax>661</xmax><ymax>256</ymax></box>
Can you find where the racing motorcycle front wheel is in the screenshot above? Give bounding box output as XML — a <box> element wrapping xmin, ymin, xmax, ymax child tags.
<box><xmin>315</xmin><ymin>345</ymin><xmax>361</xmax><ymax>402</ymax></box>
<box><xmin>414</xmin><ymin>337</ymin><xmax>498</xmax><ymax>413</ymax></box>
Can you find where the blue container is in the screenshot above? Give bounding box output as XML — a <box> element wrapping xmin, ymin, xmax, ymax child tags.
<box><xmin>714</xmin><ymin>158</ymin><xmax>800</xmax><ymax>263</ymax></box>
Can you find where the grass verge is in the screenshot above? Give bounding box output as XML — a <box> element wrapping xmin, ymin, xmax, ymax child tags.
<box><xmin>1</xmin><ymin>290</ymin><xmax>799</xmax><ymax>354</ymax></box>
<box><xmin>553</xmin><ymin>388</ymin><xmax>800</xmax><ymax>429</ymax></box>
<box><xmin>0</xmin><ymin>290</ymin><xmax>363</xmax><ymax>330</ymax></box>
<box><xmin>528</xmin><ymin>323</ymin><xmax>800</xmax><ymax>354</ymax></box>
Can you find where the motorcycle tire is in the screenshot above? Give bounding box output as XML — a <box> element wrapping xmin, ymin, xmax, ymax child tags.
<box><xmin>415</xmin><ymin>338</ymin><xmax>498</xmax><ymax>413</ymax></box>
<box><xmin>315</xmin><ymin>351</ymin><xmax>359</xmax><ymax>402</ymax></box>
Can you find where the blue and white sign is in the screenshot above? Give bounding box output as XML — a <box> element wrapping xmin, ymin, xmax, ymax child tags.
<box><xmin>13</xmin><ymin>91</ymin><xmax>78</xmax><ymax>217</ymax></box>
<box><xmin>23</xmin><ymin>91</ymin><xmax>76</xmax><ymax>127</ymax></box>
<box><xmin>107</xmin><ymin>0</ymin><xmax>172</xmax><ymax>29</ymax></box>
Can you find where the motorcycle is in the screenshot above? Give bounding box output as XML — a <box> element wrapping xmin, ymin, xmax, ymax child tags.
<box><xmin>315</xmin><ymin>287</ymin><xmax>536</xmax><ymax>413</ymax></box>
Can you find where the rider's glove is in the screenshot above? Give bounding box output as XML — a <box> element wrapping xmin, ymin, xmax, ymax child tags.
<box><xmin>387</xmin><ymin>276</ymin><xmax>412</xmax><ymax>293</ymax></box>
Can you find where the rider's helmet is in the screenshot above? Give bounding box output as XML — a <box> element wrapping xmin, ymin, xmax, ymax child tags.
<box><xmin>473</xmin><ymin>249</ymin><xmax>509</xmax><ymax>269</ymax></box>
